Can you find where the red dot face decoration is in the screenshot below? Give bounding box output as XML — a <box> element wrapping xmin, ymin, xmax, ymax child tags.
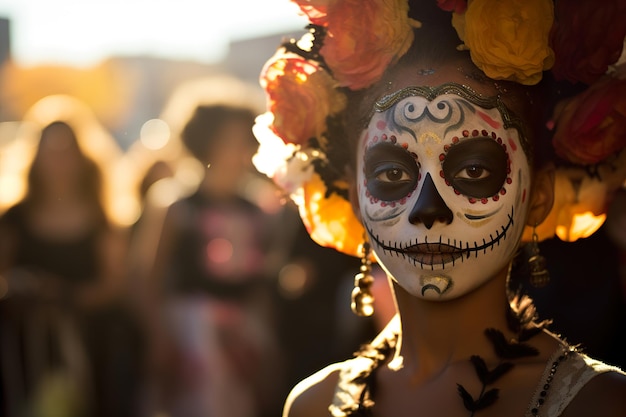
<box><xmin>357</xmin><ymin>83</ymin><xmax>532</xmax><ymax>300</ymax></box>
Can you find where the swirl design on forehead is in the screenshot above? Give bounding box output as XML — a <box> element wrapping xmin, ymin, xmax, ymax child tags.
<box><xmin>373</xmin><ymin>82</ymin><xmax>532</xmax><ymax>160</ymax></box>
<box><xmin>382</xmin><ymin>95</ymin><xmax>476</xmax><ymax>140</ymax></box>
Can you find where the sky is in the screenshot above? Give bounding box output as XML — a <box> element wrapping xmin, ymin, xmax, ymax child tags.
<box><xmin>0</xmin><ymin>0</ymin><xmax>308</xmax><ymax>67</ymax></box>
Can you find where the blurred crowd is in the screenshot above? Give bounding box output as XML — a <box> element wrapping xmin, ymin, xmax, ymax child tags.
<box><xmin>0</xmin><ymin>74</ymin><xmax>624</xmax><ymax>417</ymax></box>
<box><xmin>0</xmin><ymin>77</ymin><xmax>378</xmax><ymax>417</ymax></box>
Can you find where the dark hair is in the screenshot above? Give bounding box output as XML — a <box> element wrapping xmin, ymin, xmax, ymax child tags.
<box><xmin>180</xmin><ymin>104</ymin><xmax>257</xmax><ymax>166</ymax></box>
<box><xmin>26</xmin><ymin>120</ymin><xmax>108</xmax><ymax>224</ymax></box>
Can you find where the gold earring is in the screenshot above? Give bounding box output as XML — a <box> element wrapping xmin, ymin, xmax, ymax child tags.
<box><xmin>528</xmin><ymin>225</ymin><xmax>550</xmax><ymax>288</ymax></box>
<box><xmin>351</xmin><ymin>241</ymin><xmax>375</xmax><ymax>317</ymax></box>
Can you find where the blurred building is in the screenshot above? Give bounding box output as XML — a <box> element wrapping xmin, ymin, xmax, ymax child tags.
<box><xmin>0</xmin><ymin>18</ymin><xmax>9</xmax><ymax>66</ymax></box>
<box><xmin>225</xmin><ymin>31</ymin><xmax>303</xmax><ymax>82</ymax></box>
<box><xmin>0</xmin><ymin>17</ymin><xmax>11</xmax><ymax>123</ymax></box>
<box><xmin>0</xmin><ymin>14</ymin><xmax>302</xmax><ymax>150</ymax></box>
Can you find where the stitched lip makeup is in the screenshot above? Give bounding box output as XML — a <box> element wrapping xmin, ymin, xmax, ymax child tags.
<box><xmin>402</xmin><ymin>243</ymin><xmax>464</xmax><ymax>265</ymax></box>
<box><xmin>366</xmin><ymin>204</ymin><xmax>514</xmax><ymax>270</ymax></box>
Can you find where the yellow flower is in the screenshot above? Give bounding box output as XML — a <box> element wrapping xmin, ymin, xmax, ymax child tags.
<box><xmin>299</xmin><ymin>172</ymin><xmax>364</xmax><ymax>257</ymax></box>
<box><xmin>463</xmin><ymin>0</ymin><xmax>555</xmax><ymax>85</ymax></box>
<box><xmin>450</xmin><ymin>11</ymin><xmax>467</xmax><ymax>44</ymax></box>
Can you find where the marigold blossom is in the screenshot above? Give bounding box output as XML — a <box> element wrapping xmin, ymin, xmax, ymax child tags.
<box><xmin>462</xmin><ymin>0</ymin><xmax>555</xmax><ymax>85</ymax></box>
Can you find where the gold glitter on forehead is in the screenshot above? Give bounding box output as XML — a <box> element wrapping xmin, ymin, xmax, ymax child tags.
<box><xmin>373</xmin><ymin>82</ymin><xmax>532</xmax><ymax>160</ymax></box>
<box><xmin>419</xmin><ymin>132</ymin><xmax>441</xmax><ymax>144</ymax></box>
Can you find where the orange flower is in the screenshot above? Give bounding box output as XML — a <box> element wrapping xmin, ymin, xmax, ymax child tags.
<box><xmin>295</xmin><ymin>0</ymin><xmax>419</xmax><ymax>90</ymax></box>
<box><xmin>552</xmin><ymin>73</ymin><xmax>626</xmax><ymax>165</ymax></box>
<box><xmin>463</xmin><ymin>0</ymin><xmax>554</xmax><ymax>85</ymax></box>
<box><xmin>261</xmin><ymin>50</ymin><xmax>346</xmax><ymax>146</ymax></box>
<box><xmin>300</xmin><ymin>172</ymin><xmax>364</xmax><ymax>257</ymax></box>
<box><xmin>550</xmin><ymin>0</ymin><xmax>626</xmax><ymax>85</ymax></box>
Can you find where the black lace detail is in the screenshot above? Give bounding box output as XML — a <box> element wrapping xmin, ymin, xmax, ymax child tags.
<box><xmin>310</xmin><ymin>116</ymin><xmax>352</xmax><ymax>201</ymax></box>
<box><xmin>282</xmin><ymin>24</ymin><xmax>329</xmax><ymax>71</ymax></box>
<box><xmin>329</xmin><ymin>331</ymin><xmax>396</xmax><ymax>417</ymax></box>
<box><xmin>281</xmin><ymin>25</ymin><xmax>355</xmax><ymax>202</ymax></box>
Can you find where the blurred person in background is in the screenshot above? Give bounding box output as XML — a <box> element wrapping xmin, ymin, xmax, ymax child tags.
<box><xmin>0</xmin><ymin>95</ymin><xmax>141</xmax><ymax>417</ymax></box>
<box><xmin>137</xmin><ymin>76</ymin><xmax>290</xmax><ymax>417</ymax></box>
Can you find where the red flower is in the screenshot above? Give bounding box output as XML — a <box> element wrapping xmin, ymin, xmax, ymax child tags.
<box><xmin>552</xmin><ymin>73</ymin><xmax>626</xmax><ymax>165</ymax></box>
<box><xmin>437</xmin><ymin>0</ymin><xmax>467</xmax><ymax>14</ymax></box>
<box><xmin>550</xmin><ymin>0</ymin><xmax>626</xmax><ymax>85</ymax></box>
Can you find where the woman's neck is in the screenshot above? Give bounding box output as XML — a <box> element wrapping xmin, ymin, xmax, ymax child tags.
<box><xmin>389</xmin><ymin>267</ymin><xmax>513</xmax><ymax>378</ymax></box>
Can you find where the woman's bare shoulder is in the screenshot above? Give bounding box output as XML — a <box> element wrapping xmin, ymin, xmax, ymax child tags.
<box><xmin>283</xmin><ymin>319</ymin><xmax>399</xmax><ymax>417</ymax></box>
<box><xmin>283</xmin><ymin>362</ymin><xmax>345</xmax><ymax>417</ymax></box>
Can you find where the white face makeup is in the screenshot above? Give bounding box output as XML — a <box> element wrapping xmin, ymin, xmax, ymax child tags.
<box><xmin>356</xmin><ymin>83</ymin><xmax>532</xmax><ymax>300</ymax></box>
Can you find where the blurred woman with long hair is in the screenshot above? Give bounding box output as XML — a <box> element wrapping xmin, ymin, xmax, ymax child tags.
<box><xmin>0</xmin><ymin>95</ymin><xmax>140</xmax><ymax>417</ymax></box>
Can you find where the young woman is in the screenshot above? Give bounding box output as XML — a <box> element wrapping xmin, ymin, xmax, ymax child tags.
<box><xmin>0</xmin><ymin>96</ymin><xmax>138</xmax><ymax>417</ymax></box>
<box><xmin>252</xmin><ymin>1</ymin><xmax>626</xmax><ymax>416</ymax></box>
<box><xmin>142</xmin><ymin>94</ymin><xmax>289</xmax><ymax>417</ymax></box>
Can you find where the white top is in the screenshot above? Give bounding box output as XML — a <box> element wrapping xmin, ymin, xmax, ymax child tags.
<box><xmin>525</xmin><ymin>344</ymin><xmax>625</xmax><ymax>416</ymax></box>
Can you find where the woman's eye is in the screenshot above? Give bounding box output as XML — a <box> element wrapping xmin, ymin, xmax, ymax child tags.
<box><xmin>377</xmin><ymin>167</ymin><xmax>410</xmax><ymax>182</ymax></box>
<box><xmin>456</xmin><ymin>165</ymin><xmax>490</xmax><ymax>180</ymax></box>
<box><xmin>364</xmin><ymin>143</ymin><xmax>419</xmax><ymax>201</ymax></box>
<box><xmin>442</xmin><ymin>137</ymin><xmax>508</xmax><ymax>198</ymax></box>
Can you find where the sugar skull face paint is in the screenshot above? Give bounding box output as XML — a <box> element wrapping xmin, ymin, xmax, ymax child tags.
<box><xmin>357</xmin><ymin>83</ymin><xmax>532</xmax><ymax>300</ymax></box>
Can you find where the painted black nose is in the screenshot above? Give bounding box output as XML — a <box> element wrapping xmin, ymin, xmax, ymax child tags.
<box><xmin>409</xmin><ymin>173</ymin><xmax>453</xmax><ymax>229</ymax></box>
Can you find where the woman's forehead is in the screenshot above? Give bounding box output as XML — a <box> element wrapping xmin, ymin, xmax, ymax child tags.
<box><xmin>363</xmin><ymin>79</ymin><xmax>533</xmax><ymax>162</ymax></box>
<box><xmin>383</xmin><ymin>59</ymin><xmax>501</xmax><ymax>98</ymax></box>
<box><xmin>377</xmin><ymin>58</ymin><xmax>533</xmax><ymax>123</ymax></box>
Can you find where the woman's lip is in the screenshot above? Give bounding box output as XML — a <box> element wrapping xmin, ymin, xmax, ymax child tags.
<box><xmin>403</xmin><ymin>243</ymin><xmax>464</xmax><ymax>265</ymax></box>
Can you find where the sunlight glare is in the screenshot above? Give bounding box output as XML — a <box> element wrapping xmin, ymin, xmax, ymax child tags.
<box><xmin>556</xmin><ymin>211</ymin><xmax>607</xmax><ymax>242</ymax></box>
<box><xmin>0</xmin><ymin>175</ymin><xmax>24</xmax><ymax>208</ymax></box>
<box><xmin>140</xmin><ymin>119</ymin><xmax>170</xmax><ymax>151</ymax></box>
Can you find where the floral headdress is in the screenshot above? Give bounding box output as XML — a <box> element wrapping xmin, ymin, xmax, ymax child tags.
<box><xmin>253</xmin><ymin>0</ymin><xmax>626</xmax><ymax>257</ymax></box>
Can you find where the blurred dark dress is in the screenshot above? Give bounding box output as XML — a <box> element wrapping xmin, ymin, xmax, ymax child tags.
<box><xmin>158</xmin><ymin>190</ymin><xmax>283</xmax><ymax>417</ymax></box>
<box><xmin>0</xmin><ymin>203</ymin><xmax>141</xmax><ymax>417</ymax></box>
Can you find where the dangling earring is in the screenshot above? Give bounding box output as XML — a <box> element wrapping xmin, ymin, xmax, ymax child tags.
<box><xmin>528</xmin><ymin>225</ymin><xmax>550</xmax><ymax>288</ymax></box>
<box><xmin>351</xmin><ymin>241</ymin><xmax>375</xmax><ymax>317</ymax></box>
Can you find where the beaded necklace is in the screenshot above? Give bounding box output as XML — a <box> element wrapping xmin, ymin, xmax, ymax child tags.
<box><xmin>527</xmin><ymin>345</ymin><xmax>572</xmax><ymax>417</ymax></box>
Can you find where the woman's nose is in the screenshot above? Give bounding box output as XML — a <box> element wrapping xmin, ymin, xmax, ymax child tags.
<box><xmin>409</xmin><ymin>173</ymin><xmax>453</xmax><ymax>229</ymax></box>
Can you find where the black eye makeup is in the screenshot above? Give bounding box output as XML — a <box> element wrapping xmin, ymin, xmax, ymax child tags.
<box><xmin>364</xmin><ymin>142</ymin><xmax>419</xmax><ymax>202</ymax></box>
<box><xmin>441</xmin><ymin>136</ymin><xmax>509</xmax><ymax>200</ymax></box>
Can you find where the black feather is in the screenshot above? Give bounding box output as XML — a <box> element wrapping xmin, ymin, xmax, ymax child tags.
<box><xmin>475</xmin><ymin>388</ymin><xmax>499</xmax><ymax>410</ymax></box>
<box><xmin>485</xmin><ymin>328</ymin><xmax>539</xmax><ymax>359</ymax></box>
<box><xmin>469</xmin><ymin>355</ymin><xmax>514</xmax><ymax>385</ymax></box>
<box><xmin>457</xmin><ymin>384</ymin><xmax>477</xmax><ymax>411</ymax></box>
